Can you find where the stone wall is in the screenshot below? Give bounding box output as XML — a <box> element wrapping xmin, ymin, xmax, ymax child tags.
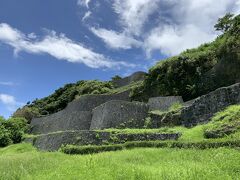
<box><xmin>67</xmin><ymin>91</ymin><xmax>130</xmax><ymax>111</ymax></box>
<box><xmin>90</xmin><ymin>100</ymin><xmax>149</xmax><ymax>129</ymax></box>
<box><xmin>30</xmin><ymin>111</ymin><xmax>92</xmax><ymax>135</ymax></box>
<box><xmin>30</xmin><ymin>91</ymin><xmax>130</xmax><ymax>134</ymax></box>
<box><xmin>181</xmin><ymin>83</ymin><xmax>240</xmax><ymax>126</ymax></box>
<box><xmin>113</xmin><ymin>71</ymin><xmax>146</xmax><ymax>87</ymax></box>
<box><xmin>25</xmin><ymin>130</ymin><xmax>181</xmax><ymax>151</ymax></box>
<box><xmin>148</xmin><ymin>96</ymin><xmax>183</xmax><ymax>111</ymax></box>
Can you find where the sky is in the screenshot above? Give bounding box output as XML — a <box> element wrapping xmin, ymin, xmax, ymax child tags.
<box><xmin>0</xmin><ymin>0</ymin><xmax>240</xmax><ymax>118</ymax></box>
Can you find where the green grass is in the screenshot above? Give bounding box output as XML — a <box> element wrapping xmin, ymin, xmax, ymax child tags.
<box><xmin>0</xmin><ymin>143</ymin><xmax>240</xmax><ymax>179</ymax></box>
<box><xmin>107</xmin><ymin>81</ymin><xmax>142</xmax><ymax>94</ymax></box>
<box><xmin>97</xmin><ymin>127</ymin><xmax>180</xmax><ymax>134</ymax></box>
<box><xmin>150</xmin><ymin>102</ymin><xmax>183</xmax><ymax>116</ymax></box>
<box><xmin>100</xmin><ymin>122</ymin><xmax>240</xmax><ymax>143</ymax></box>
<box><xmin>204</xmin><ymin>105</ymin><xmax>240</xmax><ymax>138</ymax></box>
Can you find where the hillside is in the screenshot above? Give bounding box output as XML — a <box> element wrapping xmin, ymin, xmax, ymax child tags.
<box><xmin>1</xmin><ymin>13</ymin><xmax>240</xmax><ymax>180</ymax></box>
<box><xmin>131</xmin><ymin>14</ymin><xmax>240</xmax><ymax>101</ymax></box>
<box><xmin>13</xmin><ymin>14</ymin><xmax>240</xmax><ymax>122</ymax></box>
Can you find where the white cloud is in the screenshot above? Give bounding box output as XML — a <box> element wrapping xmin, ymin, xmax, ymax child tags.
<box><xmin>77</xmin><ymin>0</ymin><xmax>91</xmax><ymax>8</ymax></box>
<box><xmin>0</xmin><ymin>94</ymin><xmax>24</xmax><ymax>112</ymax></box>
<box><xmin>144</xmin><ymin>25</ymin><xmax>216</xmax><ymax>56</ymax></box>
<box><xmin>0</xmin><ymin>82</ymin><xmax>17</xmax><ymax>86</ymax></box>
<box><xmin>103</xmin><ymin>0</ymin><xmax>240</xmax><ymax>56</ymax></box>
<box><xmin>143</xmin><ymin>0</ymin><xmax>240</xmax><ymax>56</ymax></box>
<box><xmin>113</xmin><ymin>0</ymin><xmax>160</xmax><ymax>36</ymax></box>
<box><xmin>27</xmin><ymin>33</ymin><xmax>37</xmax><ymax>39</ymax></box>
<box><xmin>82</xmin><ymin>11</ymin><xmax>92</xmax><ymax>22</ymax></box>
<box><xmin>91</xmin><ymin>27</ymin><xmax>141</xmax><ymax>49</ymax></box>
<box><xmin>0</xmin><ymin>23</ymin><xmax>133</xmax><ymax>69</ymax></box>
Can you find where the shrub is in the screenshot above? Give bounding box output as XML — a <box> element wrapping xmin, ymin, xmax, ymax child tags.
<box><xmin>0</xmin><ymin>125</ymin><xmax>12</xmax><ymax>147</ymax></box>
<box><xmin>61</xmin><ymin>144</ymin><xmax>123</xmax><ymax>155</ymax></box>
<box><xmin>3</xmin><ymin>118</ymin><xmax>28</xmax><ymax>143</ymax></box>
<box><xmin>0</xmin><ymin>117</ymin><xmax>28</xmax><ymax>147</ymax></box>
<box><xmin>61</xmin><ymin>139</ymin><xmax>240</xmax><ymax>155</ymax></box>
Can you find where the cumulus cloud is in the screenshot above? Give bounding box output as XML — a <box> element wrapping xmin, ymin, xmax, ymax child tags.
<box><xmin>144</xmin><ymin>25</ymin><xmax>216</xmax><ymax>56</ymax></box>
<box><xmin>113</xmin><ymin>0</ymin><xmax>160</xmax><ymax>36</ymax></box>
<box><xmin>0</xmin><ymin>23</ymin><xmax>132</xmax><ymax>69</ymax></box>
<box><xmin>0</xmin><ymin>94</ymin><xmax>24</xmax><ymax>112</ymax></box>
<box><xmin>143</xmin><ymin>0</ymin><xmax>240</xmax><ymax>56</ymax></box>
<box><xmin>91</xmin><ymin>27</ymin><xmax>141</xmax><ymax>49</ymax></box>
<box><xmin>88</xmin><ymin>0</ymin><xmax>240</xmax><ymax>57</ymax></box>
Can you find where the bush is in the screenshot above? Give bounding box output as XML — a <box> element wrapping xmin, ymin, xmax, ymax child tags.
<box><xmin>0</xmin><ymin>126</ymin><xmax>12</xmax><ymax>147</ymax></box>
<box><xmin>61</xmin><ymin>144</ymin><xmax>123</xmax><ymax>155</ymax></box>
<box><xmin>3</xmin><ymin>118</ymin><xmax>28</xmax><ymax>143</ymax></box>
<box><xmin>61</xmin><ymin>139</ymin><xmax>240</xmax><ymax>155</ymax></box>
<box><xmin>0</xmin><ymin>117</ymin><xmax>28</xmax><ymax>147</ymax></box>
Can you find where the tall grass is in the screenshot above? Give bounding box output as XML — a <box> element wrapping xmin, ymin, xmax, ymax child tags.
<box><xmin>0</xmin><ymin>143</ymin><xmax>240</xmax><ymax>179</ymax></box>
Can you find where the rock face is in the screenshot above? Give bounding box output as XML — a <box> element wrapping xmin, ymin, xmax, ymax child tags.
<box><xmin>30</xmin><ymin>91</ymin><xmax>130</xmax><ymax>134</ymax></box>
<box><xmin>148</xmin><ymin>96</ymin><xmax>183</xmax><ymax>111</ymax></box>
<box><xmin>25</xmin><ymin>131</ymin><xmax>181</xmax><ymax>151</ymax></box>
<box><xmin>149</xmin><ymin>111</ymin><xmax>182</xmax><ymax>128</ymax></box>
<box><xmin>181</xmin><ymin>83</ymin><xmax>240</xmax><ymax>126</ymax></box>
<box><xmin>113</xmin><ymin>71</ymin><xmax>146</xmax><ymax>87</ymax></box>
<box><xmin>90</xmin><ymin>100</ymin><xmax>149</xmax><ymax>129</ymax></box>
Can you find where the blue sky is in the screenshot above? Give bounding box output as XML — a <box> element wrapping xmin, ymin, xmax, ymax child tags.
<box><xmin>0</xmin><ymin>0</ymin><xmax>239</xmax><ymax>118</ymax></box>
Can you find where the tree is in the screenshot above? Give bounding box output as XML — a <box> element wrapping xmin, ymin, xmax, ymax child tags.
<box><xmin>214</xmin><ymin>13</ymin><xmax>234</xmax><ymax>32</ymax></box>
<box><xmin>3</xmin><ymin>117</ymin><xmax>28</xmax><ymax>144</ymax></box>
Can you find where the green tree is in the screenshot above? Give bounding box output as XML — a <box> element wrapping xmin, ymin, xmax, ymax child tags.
<box><xmin>0</xmin><ymin>125</ymin><xmax>12</xmax><ymax>147</ymax></box>
<box><xmin>214</xmin><ymin>13</ymin><xmax>234</xmax><ymax>32</ymax></box>
<box><xmin>3</xmin><ymin>118</ymin><xmax>28</xmax><ymax>144</ymax></box>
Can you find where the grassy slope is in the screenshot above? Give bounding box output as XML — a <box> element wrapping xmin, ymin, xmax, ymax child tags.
<box><xmin>2</xmin><ymin>105</ymin><xmax>240</xmax><ymax>179</ymax></box>
<box><xmin>0</xmin><ymin>144</ymin><xmax>240</xmax><ymax>179</ymax></box>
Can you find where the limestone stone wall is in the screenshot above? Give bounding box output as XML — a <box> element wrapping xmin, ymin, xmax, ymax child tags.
<box><xmin>30</xmin><ymin>111</ymin><xmax>92</xmax><ymax>135</ymax></box>
<box><xmin>67</xmin><ymin>91</ymin><xmax>130</xmax><ymax>111</ymax></box>
<box><xmin>181</xmin><ymin>83</ymin><xmax>240</xmax><ymax>126</ymax></box>
<box><xmin>113</xmin><ymin>71</ymin><xmax>146</xmax><ymax>87</ymax></box>
<box><xmin>148</xmin><ymin>96</ymin><xmax>183</xmax><ymax>111</ymax></box>
<box><xmin>25</xmin><ymin>131</ymin><xmax>181</xmax><ymax>151</ymax></box>
<box><xmin>90</xmin><ymin>100</ymin><xmax>149</xmax><ymax>130</ymax></box>
<box><xmin>30</xmin><ymin>91</ymin><xmax>130</xmax><ymax>134</ymax></box>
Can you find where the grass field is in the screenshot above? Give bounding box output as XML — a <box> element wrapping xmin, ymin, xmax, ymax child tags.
<box><xmin>0</xmin><ymin>143</ymin><xmax>240</xmax><ymax>180</ymax></box>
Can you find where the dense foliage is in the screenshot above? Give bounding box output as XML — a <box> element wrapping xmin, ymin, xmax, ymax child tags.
<box><xmin>0</xmin><ymin>117</ymin><xmax>28</xmax><ymax>147</ymax></box>
<box><xmin>131</xmin><ymin>14</ymin><xmax>240</xmax><ymax>101</ymax></box>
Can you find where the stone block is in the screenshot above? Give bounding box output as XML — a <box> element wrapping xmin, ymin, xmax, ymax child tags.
<box><xmin>148</xmin><ymin>96</ymin><xmax>183</xmax><ymax>111</ymax></box>
<box><xmin>90</xmin><ymin>100</ymin><xmax>149</xmax><ymax>129</ymax></box>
